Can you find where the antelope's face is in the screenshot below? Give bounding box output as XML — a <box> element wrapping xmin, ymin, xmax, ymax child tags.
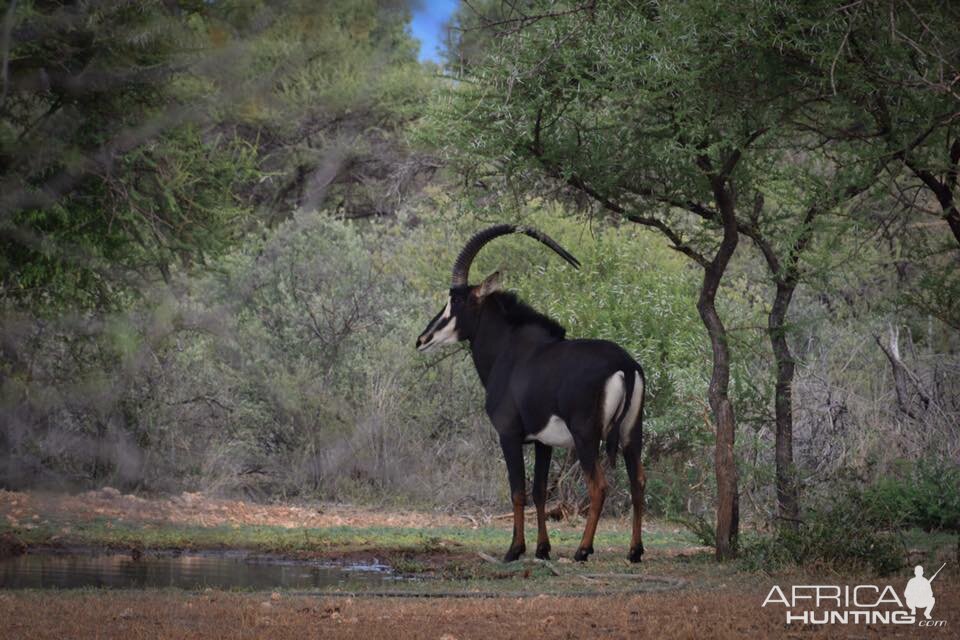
<box><xmin>416</xmin><ymin>288</ymin><xmax>470</xmax><ymax>352</ymax></box>
<box><xmin>416</xmin><ymin>273</ymin><xmax>501</xmax><ymax>352</ymax></box>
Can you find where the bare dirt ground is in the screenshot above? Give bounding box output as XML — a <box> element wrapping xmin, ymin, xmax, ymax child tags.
<box><xmin>0</xmin><ymin>488</ymin><xmax>469</xmax><ymax>530</ymax></box>
<box><xmin>1</xmin><ymin>585</ymin><xmax>957</xmax><ymax>639</ymax></box>
<box><xmin>1</xmin><ymin>489</ymin><xmax>957</xmax><ymax>638</ymax></box>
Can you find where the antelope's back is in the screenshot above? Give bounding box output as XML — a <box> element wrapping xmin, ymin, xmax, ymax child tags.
<box><xmin>512</xmin><ymin>338</ymin><xmax>643</xmax><ymax>430</ymax></box>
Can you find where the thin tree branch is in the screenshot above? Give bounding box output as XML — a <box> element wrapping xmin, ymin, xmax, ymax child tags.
<box><xmin>0</xmin><ymin>0</ymin><xmax>16</xmax><ymax>106</ymax></box>
<box><xmin>457</xmin><ymin>1</ymin><xmax>595</xmax><ymax>35</ymax></box>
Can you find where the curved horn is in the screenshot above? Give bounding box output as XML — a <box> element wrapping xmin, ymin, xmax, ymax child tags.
<box><xmin>450</xmin><ymin>224</ymin><xmax>581</xmax><ymax>287</ymax></box>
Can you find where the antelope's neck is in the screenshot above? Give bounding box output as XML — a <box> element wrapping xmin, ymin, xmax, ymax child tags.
<box><xmin>469</xmin><ymin>312</ymin><xmax>559</xmax><ymax>388</ymax></box>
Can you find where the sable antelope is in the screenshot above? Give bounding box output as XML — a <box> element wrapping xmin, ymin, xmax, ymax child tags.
<box><xmin>417</xmin><ymin>225</ymin><xmax>646</xmax><ymax>562</ymax></box>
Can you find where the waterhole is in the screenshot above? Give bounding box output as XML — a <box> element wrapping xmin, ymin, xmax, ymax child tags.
<box><xmin>0</xmin><ymin>548</ymin><xmax>397</xmax><ymax>590</ymax></box>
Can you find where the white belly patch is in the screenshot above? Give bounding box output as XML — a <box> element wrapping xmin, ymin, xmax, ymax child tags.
<box><xmin>528</xmin><ymin>416</ymin><xmax>575</xmax><ymax>448</ymax></box>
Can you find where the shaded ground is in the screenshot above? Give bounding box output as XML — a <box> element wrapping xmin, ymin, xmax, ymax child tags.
<box><xmin>1</xmin><ymin>490</ymin><xmax>958</xmax><ymax>638</ymax></box>
<box><xmin>1</xmin><ymin>585</ymin><xmax>957</xmax><ymax>639</ymax></box>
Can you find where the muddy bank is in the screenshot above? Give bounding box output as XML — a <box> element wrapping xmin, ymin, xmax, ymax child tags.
<box><xmin>0</xmin><ymin>533</ymin><xmax>26</xmax><ymax>560</ymax></box>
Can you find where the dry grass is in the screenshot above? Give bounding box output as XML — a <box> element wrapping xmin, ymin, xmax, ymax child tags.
<box><xmin>1</xmin><ymin>584</ymin><xmax>957</xmax><ymax>640</ymax></box>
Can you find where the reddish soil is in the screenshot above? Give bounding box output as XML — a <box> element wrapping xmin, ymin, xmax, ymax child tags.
<box><xmin>2</xmin><ymin>489</ymin><xmax>957</xmax><ymax>638</ymax></box>
<box><xmin>0</xmin><ymin>488</ymin><xmax>470</xmax><ymax>530</ymax></box>
<box><xmin>1</xmin><ymin>585</ymin><xmax>957</xmax><ymax>639</ymax></box>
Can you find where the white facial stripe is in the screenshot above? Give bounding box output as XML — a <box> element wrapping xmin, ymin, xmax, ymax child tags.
<box><xmin>429</xmin><ymin>315</ymin><xmax>459</xmax><ymax>345</ymax></box>
<box><xmin>424</xmin><ymin>300</ymin><xmax>452</xmax><ymax>334</ymax></box>
<box><xmin>418</xmin><ymin>298</ymin><xmax>459</xmax><ymax>351</ymax></box>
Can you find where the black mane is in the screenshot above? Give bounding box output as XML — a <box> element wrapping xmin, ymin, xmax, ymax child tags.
<box><xmin>487</xmin><ymin>291</ymin><xmax>566</xmax><ymax>340</ymax></box>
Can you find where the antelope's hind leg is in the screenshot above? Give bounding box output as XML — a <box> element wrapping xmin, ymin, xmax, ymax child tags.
<box><xmin>499</xmin><ymin>435</ymin><xmax>527</xmax><ymax>562</ymax></box>
<box><xmin>573</xmin><ymin>433</ymin><xmax>607</xmax><ymax>562</ymax></box>
<box><xmin>623</xmin><ymin>439</ymin><xmax>646</xmax><ymax>563</ymax></box>
<box><xmin>533</xmin><ymin>442</ymin><xmax>553</xmax><ymax>560</ymax></box>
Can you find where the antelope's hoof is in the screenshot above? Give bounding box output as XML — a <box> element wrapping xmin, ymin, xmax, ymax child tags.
<box><xmin>628</xmin><ymin>543</ymin><xmax>645</xmax><ymax>563</ymax></box>
<box><xmin>535</xmin><ymin>542</ymin><xmax>551</xmax><ymax>560</ymax></box>
<box><xmin>503</xmin><ymin>544</ymin><xmax>526</xmax><ymax>562</ymax></box>
<box><xmin>573</xmin><ymin>546</ymin><xmax>593</xmax><ymax>562</ymax></box>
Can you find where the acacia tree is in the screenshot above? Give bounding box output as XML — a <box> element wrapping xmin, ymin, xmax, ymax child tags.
<box><xmin>0</xmin><ymin>0</ymin><xmax>425</xmax><ymax>489</ymax></box>
<box><xmin>0</xmin><ymin>0</ymin><xmax>254</xmax><ymax>308</ymax></box>
<box><xmin>828</xmin><ymin>0</ymin><xmax>960</xmax><ymax>247</ymax></box>
<box><xmin>798</xmin><ymin>0</ymin><xmax>960</xmax><ymax>330</ymax></box>
<box><xmin>0</xmin><ymin>0</ymin><xmax>420</xmax><ymax>309</ymax></box>
<box><xmin>429</xmin><ymin>0</ymin><xmax>918</xmax><ymax>553</ymax></box>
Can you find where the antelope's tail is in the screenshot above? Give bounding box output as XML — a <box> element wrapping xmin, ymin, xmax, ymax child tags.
<box><xmin>606</xmin><ymin>368</ymin><xmax>642</xmax><ymax>468</ymax></box>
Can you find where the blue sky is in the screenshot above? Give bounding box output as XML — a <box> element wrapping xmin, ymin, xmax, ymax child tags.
<box><xmin>410</xmin><ymin>0</ymin><xmax>459</xmax><ymax>63</ymax></box>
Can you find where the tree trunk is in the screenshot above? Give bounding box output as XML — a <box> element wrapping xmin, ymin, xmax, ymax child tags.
<box><xmin>875</xmin><ymin>324</ymin><xmax>931</xmax><ymax>418</ymax></box>
<box><xmin>557</xmin><ymin>155</ymin><xmax>745</xmax><ymax>558</ymax></box>
<box><xmin>944</xmin><ymin>138</ymin><xmax>960</xmax><ymax>248</ymax></box>
<box><xmin>699</xmin><ymin>178</ymin><xmax>740</xmax><ymax>560</ymax></box>
<box><xmin>904</xmin><ymin>147</ymin><xmax>960</xmax><ymax>249</ymax></box>
<box><xmin>768</xmin><ymin>282</ymin><xmax>800</xmax><ymax>528</ymax></box>
<box><xmin>944</xmin><ymin>203</ymin><xmax>960</xmax><ymax>249</ymax></box>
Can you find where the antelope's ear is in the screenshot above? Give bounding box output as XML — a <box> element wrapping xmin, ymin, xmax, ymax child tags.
<box><xmin>474</xmin><ymin>271</ymin><xmax>502</xmax><ymax>299</ymax></box>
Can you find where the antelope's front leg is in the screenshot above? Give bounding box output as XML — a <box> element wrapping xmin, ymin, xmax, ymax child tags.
<box><xmin>500</xmin><ymin>435</ymin><xmax>526</xmax><ymax>562</ymax></box>
<box><xmin>533</xmin><ymin>442</ymin><xmax>553</xmax><ymax>559</ymax></box>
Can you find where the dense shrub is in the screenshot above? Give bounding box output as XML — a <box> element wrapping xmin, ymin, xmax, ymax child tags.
<box><xmin>738</xmin><ymin>461</ymin><xmax>959</xmax><ymax>575</ymax></box>
<box><xmin>740</xmin><ymin>502</ymin><xmax>905</xmax><ymax>575</ymax></box>
<box><xmin>862</xmin><ymin>460</ymin><xmax>960</xmax><ymax>533</ymax></box>
<box><xmin>740</xmin><ymin>527</ymin><xmax>903</xmax><ymax>576</ymax></box>
<box><xmin>1</xmin><ymin>209</ymin><xmax>716</xmax><ymax>509</ymax></box>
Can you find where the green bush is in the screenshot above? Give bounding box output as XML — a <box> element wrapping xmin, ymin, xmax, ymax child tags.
<box><xmin>673</xmin><ymin>513</ymin><xmax>717</xmax><ymax>549</ymax></box>
<box><xmin>738</xmin><ymin>461</ymin><xmax>960</xmax><ymax>575</ymax></box>
<box><xmin>863</xmin><ymin>460</ymin><xmax>960</xmax><ymax>533</ymax></box>
<box><xmin>739</xmin><ymin>495</ymin><xmax>905</xmax><ymax>575</ymax></box>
